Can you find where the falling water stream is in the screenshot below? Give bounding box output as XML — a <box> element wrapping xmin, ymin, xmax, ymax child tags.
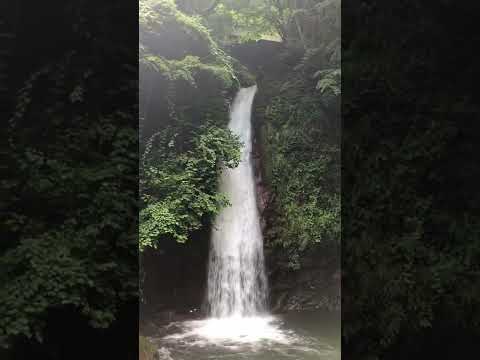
<box><xmin>154</xmin><ymin>86</ymin><xmax>340</xmax><ymax>359</ymax></box>
<box><xmin>207</xmin><ymin>85</ymin><xmax>267</xmax><ymax>318</ymax></box>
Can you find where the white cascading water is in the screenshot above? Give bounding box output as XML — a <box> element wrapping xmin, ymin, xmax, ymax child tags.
<box><xmin>164</xmin><ymin>86</ymin><xmax>293</xmax><ymax>346</ymax></box>
<box><xmin>207</xmin><ymin>85</ymin><xmax>268</xmax><ymax>318</ymax></box>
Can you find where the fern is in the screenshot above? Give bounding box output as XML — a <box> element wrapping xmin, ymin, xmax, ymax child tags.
<box><xmin>313</xmin><ymin>68</ymin><xmax>341</xmax><ymax>95</ymax></box>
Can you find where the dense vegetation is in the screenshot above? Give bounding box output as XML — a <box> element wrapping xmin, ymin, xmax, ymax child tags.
<box><xmin>139</xmin><ymin>0</ymin><xmax>242</xmax><ymax>254</ymax></box>
<box><xmin>139</xmin><ymin>0</ymin><xmax>340</xmax><ymax>266</ymax></box>
<box><xmin>1</xmin><ymin>1</ymin><xmax>138</xmax><ymax>357</ymax></box>
<box><xmin>342</xmin><ymin>2</ymin><xmax>480</xmax><ymax>359</ymax></box>
<box><xmin>256</xmin><ymin>4</ymin><xmax>340</xmax><ymax>269</ymax></box>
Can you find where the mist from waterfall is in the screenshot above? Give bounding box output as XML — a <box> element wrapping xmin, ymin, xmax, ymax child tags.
<box><xmin>206</xmin><ymin>85</ymin><xmax>268</xmax><ymax>318</ymax></box>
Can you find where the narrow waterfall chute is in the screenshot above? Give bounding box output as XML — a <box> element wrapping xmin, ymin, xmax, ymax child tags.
<box><xmin>207</xmin><ymin>85</ymin><xmax>268</xmax><ymax>318</ymax></box>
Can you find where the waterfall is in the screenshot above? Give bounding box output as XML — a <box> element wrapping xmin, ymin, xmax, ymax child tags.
<box><xmin>162</xmin><ymin>86</ymin><xmax>300</xmax><ymax>347</ymax></box>
<box><xmin>207</xmin><ymin>85</ymin><xmax>268</xmax><ymax>318</ymax></box>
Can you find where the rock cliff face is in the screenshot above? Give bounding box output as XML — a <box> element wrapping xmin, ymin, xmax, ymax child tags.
<box><xmin>266</xmin><ymin>246</ymin><xmax>341</xmax><ymax>312</ymax></box>
<box><xmin>141</xmin><ymin>228</ymin><xmax>209</xmax><ymax>316</ymax></box>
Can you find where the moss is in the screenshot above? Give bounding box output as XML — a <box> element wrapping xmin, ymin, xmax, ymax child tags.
<box><xmin>142</xmin><ymin>55</ymin><xmax>235</xmax><ymax>88</ymax></box>
<box><xmin>140</xmin><ymin>0</ymin><xmax>238</xmax><ymax>96</ymax></box>
<box><xmin>139</xmin><ymin>336</ymin><xmax>157</xmax><ymax>360</ymax></box>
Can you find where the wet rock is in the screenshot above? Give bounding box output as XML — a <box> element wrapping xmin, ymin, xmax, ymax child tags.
<box><xmin>271</xmin><ymin>292</ymin><xmax>289</xmax><ymax>313</ymax></box>
<box><xmin>157</xmin><ymin>347</ymin><xmax>173</xmax><ymax>360</ymax></box>
<box><xmin>154</xmin><ymin>310</ymin><xmax>176</xmax><ymax>323</ymax></box>
<box><xmin>140</xmin><ymin>320</ymin><xmax>161</xmax><ymax>337</ymax></box>
<box><xmin>266</xmin><ymin>245</ymin><xmax>341</xmax><ymax>312</ymax></box>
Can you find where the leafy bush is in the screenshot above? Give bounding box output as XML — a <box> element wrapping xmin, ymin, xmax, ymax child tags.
<box><xmin>262</xmin><ymin>75</ymin><xmax>340</xmax><ymax>268</ymax></box>
<box><xmin>139</xmin><ymin>125</ymin><xmax>241</xmax><ymax>250</ymax></box>
<box><xmin>140</xmin><ymin>0</ymin><xmax>237</xmax><ymax>87</ymax></box>
<box><xmin>1</xmin><ymin>49</ymin><xmax>137</xmax><ymax>347</ymax></box>
<box><xmin>138</xmin><ymin>0</ymin><xmax>249</xmax><ymax>256</ymax></box>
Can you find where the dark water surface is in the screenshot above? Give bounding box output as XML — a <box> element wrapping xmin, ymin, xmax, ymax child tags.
<box><xmin>151</xmin><ymin>310</ymin><xmax>340</xmax><ymax>360</ymax></box>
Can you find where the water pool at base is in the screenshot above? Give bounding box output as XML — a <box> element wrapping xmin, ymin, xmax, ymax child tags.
<box><xmin>151</xmin><ymin>310</ymin><xmax>340</xmax><ymax>360</ymax></box>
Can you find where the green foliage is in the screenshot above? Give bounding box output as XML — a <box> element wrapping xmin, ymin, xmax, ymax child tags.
<box><xmin>174</xmin><ymin>0</ymin><xmax>341</xmax><ymax>46</ymax></box>
<box><xmin>342</xmin><ymin>115</ymin><xmax>480</xmax><ymax>355</ymax></box>
<box><xmin>139</xmin><ymin>1</ymin><xmax>245</xmax><ymax>256</ymax></box>
<box><xmin>140</xmin><ymin>0</ymin><xmax>210</xmax><ymax>38</ymax></box>
<box><xmin>142</xmin><ymin>55</ymin><xmax>234</xmax><ymax>87</ymax></box>
<box><xmin>205</xmin><ymin>0</ymin><xmax>280</xmax><ymax>43</ymax></box>
<box><xmin>262</xmin><ymin>80</ymin><xmax>340</xmax><ymax>269</ymax></box>
<box><xmin>253</xmin><ymin>0</ymin><xmax>340</xmax><ymax>269</ymax></box>
<box><xmin>211</xmin><ymin>0</ymin><xmax>341</xmax><ymax>47</ymax></box>
<box><xmin>341</xmin><ymin>2</ymin><xmax>480</xmax><ymax>357</ymax></box>
<box><xmin>139</xmin><ymin>126</ymin><xmax>241</xmax><ymax>250</ymax></box>
<box><xmin>1</xmin><ymin>49</ymin><xmax>137</xmax><ymax>347</ymax></box>
<box><xmin>314</xmin><ymin>68</ymin><xmax>341</xmax><ymax>95</ymax></box>
<box><xmin>140</xmin><ymin>0</ymin><xmax>237</xmax><ymax>87</ymax></box>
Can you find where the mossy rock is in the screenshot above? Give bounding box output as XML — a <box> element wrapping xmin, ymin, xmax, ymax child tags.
<box><xmin>139</xmin><ymin>336</ymin><xmax>158</xmax><ymax>360</ymax></box>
